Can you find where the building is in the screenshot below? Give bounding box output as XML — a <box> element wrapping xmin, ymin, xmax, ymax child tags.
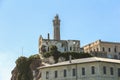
<box><xmin>39</xmin><ymin>57</ymin><xmax>120</xmax><ymax>80</ymax></box>
<box><xmin>83</xmin><ymin>40</ymin><xmax>120</xmax><ymax>59</ymax></box>
<box><xmin>39</xmin><ymin>15</ymin><xmax>80</xmax><ymax>53</ymax></box>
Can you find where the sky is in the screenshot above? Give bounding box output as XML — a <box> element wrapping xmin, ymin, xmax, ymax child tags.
<box><xmin>0</xmin><ymin>0</ymin><xmax>120</xmax><ymax>80</ymax></box>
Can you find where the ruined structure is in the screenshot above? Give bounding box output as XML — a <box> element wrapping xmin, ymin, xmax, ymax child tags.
<box><xmin>39</xmin><ymin>15</ymin><xmax>81</xmax><ymax>54</ymax></box>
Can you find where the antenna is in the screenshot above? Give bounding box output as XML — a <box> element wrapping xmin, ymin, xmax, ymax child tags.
<box><xmin>22</xmin><ymin>47</ymin><xmax>23</xmax><ymax>56</ymax></box>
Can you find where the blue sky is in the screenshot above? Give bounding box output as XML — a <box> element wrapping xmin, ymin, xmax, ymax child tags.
<box><xmin>0</xmin><ymin>0</ymin><xmax>120</xmax><ymax>80</ymax></box>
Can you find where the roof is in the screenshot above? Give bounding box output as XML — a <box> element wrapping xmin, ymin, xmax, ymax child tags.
<box><xmin>40</xmin><ymin>57</ymin><xmax>120</xmax><ymax>69</ymax></box>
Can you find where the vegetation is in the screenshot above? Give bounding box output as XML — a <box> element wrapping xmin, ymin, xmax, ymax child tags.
<box><xmin>43</xmin><ymin>45</ymin><xmax>92</xmax><ymax>62</ymax></box>
<box><xmin>13</xmin><ymin>46</ymin><xmax>92</xmax><ymax>80</ymax></box>
<box><xmin>15</xmin><ymin>54</ymin><xmax>40</xmax><ymax>80</ymax></box>
<box><xmin>43</xmin><ymin>45</ymin><xmax>61</xmax><ymax>63</ymax></box>
<box><xmin>61</xmin><ymin>52</ymin><xmax>92</xmax><ymax>61</ymax></box>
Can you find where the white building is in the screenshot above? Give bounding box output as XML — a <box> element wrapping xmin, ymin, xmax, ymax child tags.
<box><xmin>39</xmin><ymin>15</ymin><xmax>80</xmax><ymax>53</ymax></box>
<box><xmin>39</xmin><ymin>57</ymin><xmax>120</xmax><ymax>80</ymax></box>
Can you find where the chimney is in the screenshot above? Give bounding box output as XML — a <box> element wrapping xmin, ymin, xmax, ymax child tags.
<box><xmin>48</xmin><ymin>33</ymin><xmax>50</xmax><ymax>40</ymax></box>
<box><xmin>69</xmin><ymin>55</ymin><xmax>72</xmax><ymax>63</ymax></box>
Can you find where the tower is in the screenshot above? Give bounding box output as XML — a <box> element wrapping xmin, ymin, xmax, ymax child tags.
<box><xmin>53</xmin><ymin>14</ymin><xmax>60</xmax><ymax>40</ymax></box>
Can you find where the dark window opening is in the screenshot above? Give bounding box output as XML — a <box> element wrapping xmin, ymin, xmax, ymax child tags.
<box><xmin>114</xmin><ymin>48</ymin><xmax>117</xmax><ymax>53</ymax></box>
<box><xmin>97</xmin><ymin>48</ymin><xmax>99</xmax><ymax>51</ymax></box>
<box><xmin>82</xmin><ymin>67</ymin><xmax>85</xmax><ymax>75</ymax></box>
<box><xmin>64</xmin><ymin>69</ymin><xmax>67</xmax><ymax>77</ymax></box>
<box><xmin>48</xmin><ymin>47</ymin><xmax>49</xmax><ymax>51</ymax></box>
<box><xmin>91</xmin><ymin>66</ymin><xmax>95</xmax><ymax>74</ymax></box>
<box><xmin>103</xmin><ymin>47</ymin><xmax>105</xmax><ymax>52</ymax></box>
<box><xmin>64</xmin><ymin>48</ymin><xmax>66</xmax><ymax>51</ymax></box>
<box><xmin>72</xmin><ymin>68</ymin><xmax>76</xmax><ymax>76</ymax></box>
<box><xmin>118</xmin><ymin>68</ymin><xmax>120</xmax><ymax>77</ymax></box>
<box><xmin>103</xmin><ymin>66</ymin><xmax>106</xmax><ymax>74</ymax></box>
<box><xmin>110</xmin><ymin>67</ymin><xmax>114</xmax><ymax>75</ymax></box>
<box><xmin>46</xmin><ymin>71</ymin><xmax>49</xmax><ymax>79</ymax></box>
<box><xmin>70</xmin><ymin>47</ymin><xmax>72</xmax><ymax>51</ymax></box>
<box><xmin>55</xmin><ymin>71</ymin><xmax>58</xmax><ymax>78</ymax></box>
<box><xmin>108</xmin><ymin>48</ymin><xmax>111</xmax><ymax>52</ymax></box>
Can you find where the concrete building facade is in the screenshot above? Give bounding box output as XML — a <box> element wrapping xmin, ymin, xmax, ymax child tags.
<box><xmin>39</xmin><ymin>57</ymin><xmax>120</xmax><ymax>80</ymax></box>
<box><xmin>83</xmin><ymin>40</ymin><xmax>120</xmax><ymax>59</ymax></box>
<box><xmin>39</xmin><ymin>15</ymin><xmax>80</xmax><ymax>53</ymax></box>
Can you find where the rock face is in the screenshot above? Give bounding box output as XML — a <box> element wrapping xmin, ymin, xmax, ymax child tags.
<box><xmin>11</xmin><ymin>67</ymin><xmax>18</xmax><ymax>80</ymax></box>
<box><xmin>11</xmin><ymin>58</ymin><xmax>43</xmax><ymax>80</ymax></box>
<box><xmin>30</xmin><ymin>59</ymin><xmax>42</xmax><ymax>80</ymax></box>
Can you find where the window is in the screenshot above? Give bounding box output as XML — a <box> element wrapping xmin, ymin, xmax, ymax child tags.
<box><xmin>103</xmin><ymin>47</ymin><xmax>105</xmax><ymax>52</ymax></box>
<box><xmin>114</xmin><ymin>48</ymin><xmax>117</xmax><ymax>53</ymax></box>
<box><xmin>103</xmin><ymin>66</ymin><xmax>106</xmax><ymax>74</ymax></box>
<box><xmin>55</xmin><ymin>71</ymin><xmax>58</xmax><ymax>78</ymax></box>
<box><xmin>46</xmin><ymin>71</ymin><xmax>49</xmax><ymax>79</ymax></box>
<box><xmin>110</xmin><ymin>67</ymin><xmax>114</xmax><ymax>75</ymax></box>
<box><xmin>97</xmin><ymin>48</ymin><xmax>99</xmax><ymax>51</ymax></box>
<box><xmin>108</xmin><ymin>48</ymin><xmax>111</xmax><ymax>52</ymax></box>
<box><xmin>64</xmin><ymin>69</ymin><xmax>67</xmax><ymax>77</ymax></box>
<box><xmin>91</xmin><ymin>66</ymin><xmax>95</xmax><ymax>74</ymax></box>
<box><xmin>82</xmin><ymin>67</ymin><xmax>85</xmax><ymax>75</ymax></box>
<box><xmin>118</xmin><ymin>68</ymin><xmax>120</xmax><ymax>77</ymax></box>
<box><xmin>48</xmin><ymin>47</ymin><xmax>49</xmax><ymax>51</ymax></box>
<box><xmin>72</xmin><ymin>68</ymin><xmax>76</xmax><ymax>76</ymax></box>
<box><xmin>70</xmin><ymin>47</ymin><xmax>72</xmax><ymax>51</ymax></box>
<box><xmin>64</xmin><ymin>48</ymin><xmax>66</xmax><ymax>51</ymax></box>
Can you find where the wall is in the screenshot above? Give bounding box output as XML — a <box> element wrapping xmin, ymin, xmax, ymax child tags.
<box><xmin>40</xmin><ymin>62</ymin><xmax>120</xmax><ymax>80</ymax></box>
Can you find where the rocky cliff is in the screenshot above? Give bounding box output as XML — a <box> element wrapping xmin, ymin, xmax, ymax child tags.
<box><xmin>11</xmin><ymin>54</ymin><xmax>44</xmax><ymax>80</ymax></box>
